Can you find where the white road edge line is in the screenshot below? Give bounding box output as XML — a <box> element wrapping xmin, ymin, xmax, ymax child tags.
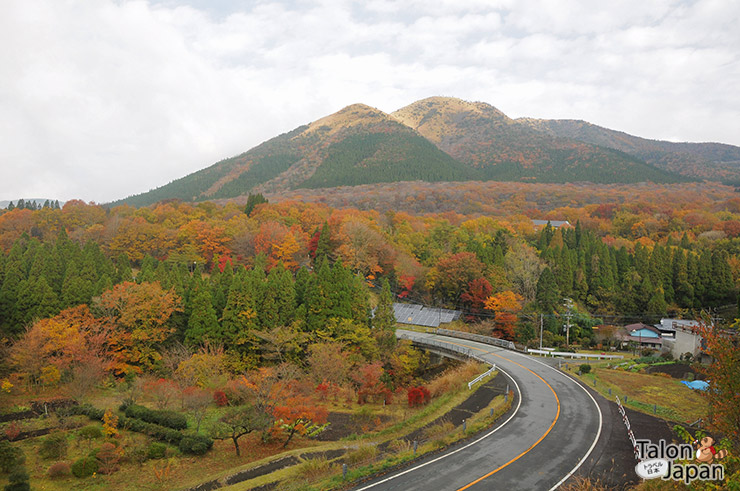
<box><xmin>516</xmin><ymin>353</ymin><xmax>604</xmax><ymax>491</ymax></box>
<box><xmin>352</xmin><ymin>362</ymin><xmax>522</xmax><ymax>491</ymax></box>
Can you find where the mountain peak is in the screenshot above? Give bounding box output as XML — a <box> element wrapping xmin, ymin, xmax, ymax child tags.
<box><xmin>305</xmin><ymin>103</ymin><xmax>391</xmax><ymax>137</ymax></box>
<box><xmin>392</xmin><ymin>96</ymin><xmax>510</xmax><ymax>144</ymax></box>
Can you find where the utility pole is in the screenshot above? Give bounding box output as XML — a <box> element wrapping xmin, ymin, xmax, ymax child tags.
<box><xmin>539</xmin><ymin>313</ymin><xmax>544</xmax><ymax>349</ymax></box>
<box><xmin>563</xmin><ymin>298</ymin><xmax>574</xmax><ymax>346</ymax></box>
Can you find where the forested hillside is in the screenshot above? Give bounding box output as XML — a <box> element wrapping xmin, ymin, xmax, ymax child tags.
<box><xmin>112</xmin><ymin>97</ymin><xmax>717</xmax><ymax>208</ymax></box>
<box><xmin>114</xmin><ymin>104</ymin><xmax>478</xmax><ymax>208</ymax></box>
<box><xmin>3</xmin><ymin>186</ymin><xmax>740</xmax><ymax>351</ymax></box>
<box><xmin>520</xmin><ymin>118</ymin><xmax>740</xmax><ymax>183</ymax></box>
<box><xmin>392</xmin><ymin>97</ymin><xmax>686</xmax><ymax>184</ymax></box>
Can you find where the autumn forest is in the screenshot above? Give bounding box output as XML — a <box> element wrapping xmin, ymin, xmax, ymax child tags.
<box><xmin>1</xmin><ymin>180</ymin><xmax>740</xmax><ymax>488</ymax></box>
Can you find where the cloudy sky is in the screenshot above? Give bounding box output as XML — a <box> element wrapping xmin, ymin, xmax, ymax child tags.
<box><xmin>2</xmin><ymin>0</ymin><xmax>739</xmax><ymax>203</ymax></box>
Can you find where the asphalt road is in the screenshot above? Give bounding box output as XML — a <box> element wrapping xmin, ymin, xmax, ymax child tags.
<box><xmin>352</xmin><ymin>330</ymin><xmax>603</xmax><ymax>491</ymax></box>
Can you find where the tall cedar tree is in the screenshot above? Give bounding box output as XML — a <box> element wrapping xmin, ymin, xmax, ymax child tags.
<box><xmin>244</xmin><ymin>193</ymin><xmax>268</xmax><ymax>216</ymax></box>
<box><xmin>373</xmin><ymin>278</ymin><xmax>396</xmax><ymax>351</ymax></box>
<box><xmin>185</xmin><ymin>279</ymin><xmax>220</xmax><ymax>347</ymax></box>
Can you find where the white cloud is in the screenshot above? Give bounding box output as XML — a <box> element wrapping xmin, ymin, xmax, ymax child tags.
<box><xmin>0</xmin><ymin>0</ymin><xmax>739</xmax><ymax>203</ymax></box>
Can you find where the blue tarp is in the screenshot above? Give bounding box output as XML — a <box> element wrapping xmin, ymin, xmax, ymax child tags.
<box><xmin>681</xmin><ymin>380</ymin><xmax>709</xmax><ymax>391</ymax></box>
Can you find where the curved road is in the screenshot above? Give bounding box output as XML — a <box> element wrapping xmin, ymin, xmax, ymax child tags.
<box><xmin>353</xmin><ymin>330</ymin><xmax>602</xmax><ymax>491</ymax></box>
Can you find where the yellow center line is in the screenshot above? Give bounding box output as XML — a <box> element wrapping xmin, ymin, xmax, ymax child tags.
<box><xmin>430</xmin><ymin>338</ymin><xmax>561</xmax><ymax>491</ymax></box>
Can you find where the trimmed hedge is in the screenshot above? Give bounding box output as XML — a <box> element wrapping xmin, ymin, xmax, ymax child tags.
<box><xmin>147</xmin><ymin>442</ymin><xmax>167</xmax><ymax>460</ymax></box>
<box><xmin>70</xmin><ymin>403</ymin><xmax>213</xmax><ymax>451</ymax></box>
<box><xmin>71</xmin><ymin>404</ymin><xmax>105</xmax><ymax>420</ymax></box>
<box><xmin>118</xmin><ymin>415</ymin><xmax>183</xmax><ymax>444</ymax></box>
<box><xmin>124</xmin><ymin>404</ymin><xmax>188</xmax><ymax>430</ymax></box>
<box><xmin>179</xmin><ymin>435</ymin><xmax>213</xmax><ymax>455</ymax></box>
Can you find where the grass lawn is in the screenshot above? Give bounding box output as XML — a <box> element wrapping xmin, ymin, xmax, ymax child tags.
<box><xmin>575</xmin><ymin>367</ymin><xmax>707</xmax><ymax>423</ymax></box>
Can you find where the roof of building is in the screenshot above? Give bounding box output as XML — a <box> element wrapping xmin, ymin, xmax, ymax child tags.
<box><xmin>532</xmin><ymin>219</ymin><xmax>571</xmax><ymax>228</ymax></box>
<box><xmin>657</xmin><ymin>318</ymin><xmax>702</xmax><ymax>333</ymax></box>
<box><xmin>625</xmin><ymin>323</ymin><xmax>662</xmax><ymax>336</ymax></box>
<box><xmin>392</xmin><ymin>303</ymin><xmax>462</xmax><ymax>328</ymax></box>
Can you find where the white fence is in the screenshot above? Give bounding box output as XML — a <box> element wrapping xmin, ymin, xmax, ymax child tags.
<box><xmin>527</xmin><ymin>349</ymin><xmax>623</xmax><ymax>360</ymax></box>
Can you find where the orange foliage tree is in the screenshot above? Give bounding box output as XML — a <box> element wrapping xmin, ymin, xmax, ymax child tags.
<box><xmin>271</xmin><ymin>393</ymin><xmax>328</xmax><ymax>448</ymax></box>
<box><xmin>95</xmin><ymin>282</ymin><xmax>182</xmax><ymax>375</ymax></box>
<box><xmin>484</xmin><ymin>291</ymin><xmax>523</xmax><ymax>340</ymax></box>
<box><xmin>9</xmin><ymin>305</ymin><xmax>109</xmax><ymax>385</ymax></box>
<box><xmin>698</xmin><ymin>322</ymin><xmax>740</xmax><ymax>444</ymax></box>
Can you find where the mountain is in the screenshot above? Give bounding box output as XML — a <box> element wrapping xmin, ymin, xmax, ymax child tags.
<box><xmin>113</xmin><ymin>97</ymin><xmax>716</xmax><ymax>208</ymax></box>
<box><xmin>114</xmin><ymin>104</ymin><xmax>475</xmax><ymax>207</ymax></box>
<box><xmin>391</xmin><ymin>97</ymin><xmax>685</xmax><ymax>184</ymax></box>
<box><xmin>517</xmin><ymin>118</ymin><xmax>740</xmax><ymax>183</ymax></box>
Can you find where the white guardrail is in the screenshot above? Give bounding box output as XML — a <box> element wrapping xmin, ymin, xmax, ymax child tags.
<box><xmin>435</xmin><ymin>328</ymin><xmax>517</xmax><ymax>350</ymax></box>
<box><xmin>467</xmin><ymin>364</ymin><xmax>496</xmax><ymax>390</ymax></box>
<box><xmin>527</xmin><ymin>349</ymin><xmax>623</xmax><ymax>360</ymax></box>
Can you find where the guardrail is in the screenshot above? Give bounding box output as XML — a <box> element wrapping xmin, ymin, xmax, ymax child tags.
<box><xmin>435</xmin><ymin>328</ymin><xmax>517</xmax><ymax>350</ymax></box>
<box><xmin>397</xmin><ymin>333</ymin><xmax>490</xmax><ymax>366</ymax></box>
<box><xmin>527</xmin><ymin>349</ymin><xmax>624</xmax><ymax>360</ymax></box>
<box><xmin>468</xmin><ymin>364</ymin><xmax>496</xmax><ymax>390</ymax></box>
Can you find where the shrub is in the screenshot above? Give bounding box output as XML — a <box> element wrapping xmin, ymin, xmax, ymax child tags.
<box><xmin>40</xmin><ymin>432</ymin><xmax>68</xmax><ymax>460</ymax></box>
<box><xmin>147</xmin><ymin>442</ymin><xmax>167</xmax><ymax>460</ymax></box>
<box><xmin>213</xmin><ymin>390</ymin><xmax>228</xmax><ymax>407</ymax></box>
<box><xmin>387</xmin><ymin>439</ymin><xmax>412</xmax><ymax>454</ymax></box>
<box><xmin>346</xmin><ymin>444</ymin><xmax>378</xmax><ymax>465</ymax></box>
<box><xmin>579</xmin><ymin>364</ymin><xmax>592</xmax><ymax>374</ymax></box>
<box><xmin>47</xmin><ymin>461</ymin><xmax>71</xmax><ymax>478</ymax></box>
<box><xmin>73</xmin><ymin>403</ymin><xmax>106</xmax><ymax>420</ymax></box>
<box><xmin>71</xmin><ymin>456</ymin><xmax>99</xmax><ymax>478</ymax></box>
<box><xmin>0</xmin><ymin>441</ymin><xmax>25</xmax><ymax>473</ymax></box>
<box><xmin>3</xmin><ymin>422</ymin><xmax>20</xmax><ymax>441</ymax></box>
<box><xmin>4</xmin><ymin>468</ymin><xmax>30</xmax><ymax>491</ymax></box>
<box><xmin>178</xmin><ymin>435</ymin><xmax>213</xmax><ymax>455</ymax></box>
<box><xmin>422</xmin><ymin>421</ymin><xmax>454</xmax><ymax>441</ymax></box>
<box><xmin>78</xmin><ymin>425</ymin><xmax>103</xmax><ymax>440</ymax></box>
<box><xmin>293</xmin><ymin>457</ymin><xmax>335</xmax><ymax>481</ymax></box>
<box><xmin>119</xmin><ymin>416</ymin><xmax>182</xmax><ymax>444</ymax></box>
<box><xmin>127</xmin><ymin>445</ymin><xmax>149</xmax><ymax>466</ymax></box>
<box><xmin>407</xmin><ymin>386</ymin><xmax>431</xmax><ymax>407</ymax></box>
<box><xmin>97</xmin><ymin>442</ymin><xmax>122</xmax><ymax>474</ymax></box>
<box><xmin>124</xmin><ymin>404</ymin><xmax>187</xmax><ymax>430</ymax></box>
<box><xmin>102</xmin><ymin>409</ymin><xmax>119</xmax><ymax>438</ymax></box>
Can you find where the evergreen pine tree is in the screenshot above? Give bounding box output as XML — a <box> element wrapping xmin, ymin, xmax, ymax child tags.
<box><xmin>314</xmin><ymin>222</ymin><xmax>333</xmax><ymax>264</ymax></box>
<box><xmin>221</xmin><ymin>269</ymin><xmax>259</xmax><ymax>348</ymax></box>
<box><xmin>672</xmin><ymin>249</ymin><xmax>694</xmax><ymax>308</ymax></box>
<box><xmin>244</xmin><ymin>193</ymin><xmax>268</xmax><ymax>216</ymax></box>
<box><xmin>646</xmin><ymin>287</ymin><xmax>668</xmax><ymax>316</ymax></box>
<box><xmin>137</xmin><ymin>255</ymin><xmax>158</xmax><ymax>283</ymax></box>
<box><xmin>115</xmin><ymin>253</ymin><xmax>133</xmax><ymax>283</ymax></box>
<box><xmin>185</xmin><ymin>280</ymin><xmax>220</xmax><ymax>346</ymax></box>
<box><xmin>536</xmin><ymin>267</ymin><xmax>559</xmax><ymax>312</ymax></box>
<box><xmin>373</xmin><ymin>278</ymin><xmax>396</xmax><ymax>350</ymax></box>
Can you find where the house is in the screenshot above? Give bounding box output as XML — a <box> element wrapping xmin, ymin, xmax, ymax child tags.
<box><xmin>657</xmin><ymin>319</ymin><xmax>708</xmax><ymax>361</ymax></box>
<box><xmin>615</xmin><ymin>323</ymin><xmax>663</xmax><ymax>349</ymax></box>
<box><xmin>654</xmin><ymin>318</ymin><xmax>703</xmax><ymax>340</ymax></box>
<box><xmin>531</xmin><ymin>219</ymin><xmax>571</xmax><ymax>229</ymax></box>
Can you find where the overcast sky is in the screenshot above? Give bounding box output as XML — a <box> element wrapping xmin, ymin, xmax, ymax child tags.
<box><xmin>2</xmin><ymin>0</ymin><xmax>739</xmax><ymax>203</ymax></box>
